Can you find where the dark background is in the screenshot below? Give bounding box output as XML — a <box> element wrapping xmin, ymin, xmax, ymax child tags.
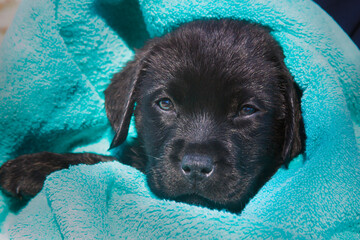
<box><xmin>314</xmin><ymin>0</ymin><xmax>360</xmax><ymax>48</ymax></box>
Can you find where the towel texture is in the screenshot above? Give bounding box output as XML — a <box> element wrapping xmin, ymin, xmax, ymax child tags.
<box><xmin>0</xmin><ymin>0</ymin><xmax>359</xmax><ymax>239</ymax></box>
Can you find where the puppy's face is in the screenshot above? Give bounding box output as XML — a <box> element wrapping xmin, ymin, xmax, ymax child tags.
<box><xmin>105</xmin><ymin>19</ymin><xmax>304</xmax><ymax>213</ymax></box>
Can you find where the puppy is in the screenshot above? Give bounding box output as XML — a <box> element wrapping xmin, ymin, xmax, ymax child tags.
<box><xmin>0</xmin><ymin>19</ymin><xmax>304</xmax><ymax>213</ymax></box>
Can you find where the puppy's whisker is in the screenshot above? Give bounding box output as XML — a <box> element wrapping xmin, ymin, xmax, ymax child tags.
<box><xmin>144</xmin><ymin>154</ymin><xmax>162</xmax><ymax>161</ymax></box>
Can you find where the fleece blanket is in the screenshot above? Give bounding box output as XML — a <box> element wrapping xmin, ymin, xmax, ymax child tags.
<box><xmin>0</xmin><ymin>0</ymin><xmax>359</xmax><ymax>239</ymax></box>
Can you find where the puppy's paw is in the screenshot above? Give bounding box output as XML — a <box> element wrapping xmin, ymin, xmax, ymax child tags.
<box><xmin>0</xmin><ymin>152</ymin><xmax>63</xmax><ymax>199</ymax></box>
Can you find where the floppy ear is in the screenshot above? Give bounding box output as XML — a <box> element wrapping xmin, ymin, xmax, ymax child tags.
<box><xmin>105</xmin><ymin>47</ymin><xmax>152</xmax><ymax>149</ymax></box>
<box><xmin>282</xmin><ymin>77</ymin><xmax>305</xmax><ymax>166</ymax></box>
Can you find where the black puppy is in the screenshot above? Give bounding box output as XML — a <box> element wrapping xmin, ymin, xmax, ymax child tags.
<box><xmin>0</xmin><ymin>19</ymin><xmax>304</xmax><ymax>213</ymax></box>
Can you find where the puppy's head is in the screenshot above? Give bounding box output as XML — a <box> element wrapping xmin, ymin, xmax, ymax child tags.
<box><xmin>105</xmin><ymin>19</ymin><xmax>304</xmax><ymax>213</ymax></box>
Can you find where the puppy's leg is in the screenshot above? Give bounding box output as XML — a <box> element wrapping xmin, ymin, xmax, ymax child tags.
<box><xmin>0</xmin><ymin>152</ymin><xmax>116</xmax><ymax>199</ymax></box>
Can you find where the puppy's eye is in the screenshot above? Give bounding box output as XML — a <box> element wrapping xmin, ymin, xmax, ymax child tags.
<box><xmin>157</xmin><ymin>98</ymin><xmax>174</xmax><ymax>111</ymax></box>
<box><xmin>239</xmin><ymin>105</ymin><xmax>257</xmax><ymax>116</ymax></box>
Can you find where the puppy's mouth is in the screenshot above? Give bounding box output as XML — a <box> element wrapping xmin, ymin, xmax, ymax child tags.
<box><xmin>173</xmin><ymin>193</ymin><xmax>246</xmax><ymax>213</ymax></box>
<box><xmin>147</xmin><ymin>170</ymin><xmax>251</xmax><ymax>213</ymax></box>
<box><xmin>174</xmin><ymin>194</ymin><xmax>222</xmax><ymax>210</ymax></box>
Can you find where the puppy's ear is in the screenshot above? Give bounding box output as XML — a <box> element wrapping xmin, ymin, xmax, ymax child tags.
<box><xmin>105</xmin><ymin>45</ymin><xmax>152</xmax><ymax>149</ymax></box>
<box><xmin>282</xmin><ymin>77</ymin><xmax>305</xmax><ymax>166</ymax></box>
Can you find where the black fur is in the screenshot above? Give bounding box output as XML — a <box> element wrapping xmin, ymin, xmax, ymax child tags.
<box><xmin>0</xmin><ymin>152</ymin><xmax>115</xmax><ymax>199</ymax></box>
<box><xmin>0</xmin><ymin>19</ymin><xmax>305</xmax><ymax>213</ymax></box>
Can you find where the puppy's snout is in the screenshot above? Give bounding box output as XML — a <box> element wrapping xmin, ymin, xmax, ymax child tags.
<box><xmin>181</xmin><ymin>154</ymin><xmax>214</xmax><ymax>181</ymax></box>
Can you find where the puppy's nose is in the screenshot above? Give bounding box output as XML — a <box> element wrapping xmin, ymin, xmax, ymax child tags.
<box><xmin>181</xmin><ymin>154</ymin><xmax>214</xmax><ymax>181</ymax></box>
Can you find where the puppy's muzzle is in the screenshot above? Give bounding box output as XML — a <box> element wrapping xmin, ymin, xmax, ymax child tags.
<box><xmin>181</xmin><ymin>154</ymin><xmax>214</xmax><ymax>181</ymax></box>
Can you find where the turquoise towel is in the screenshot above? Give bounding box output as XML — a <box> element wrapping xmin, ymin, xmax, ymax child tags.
<box><xmin>0</xmin><ymin>0</ymin><xmax>359</xmax><ymax>238</ymax></box>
